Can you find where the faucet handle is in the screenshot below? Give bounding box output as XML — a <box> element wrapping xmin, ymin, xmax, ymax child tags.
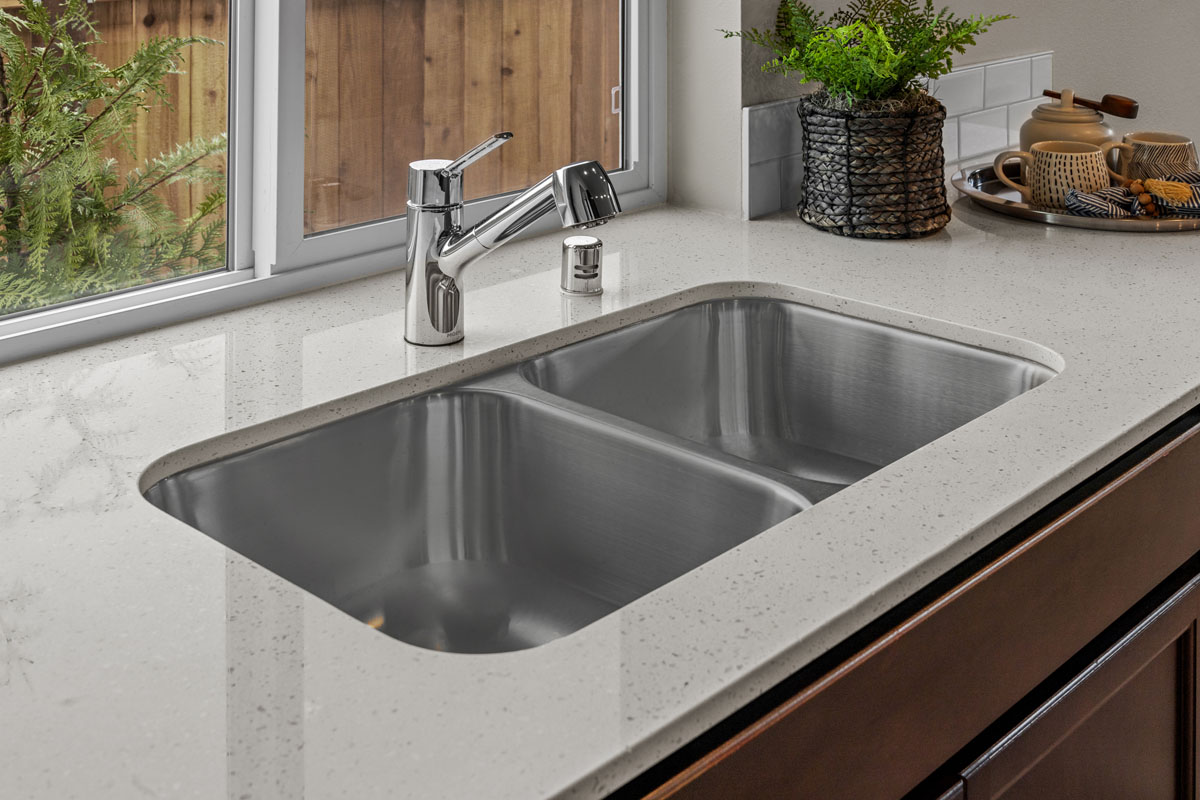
<box><xmin>440</xmin><ymin>132</ymin><xmax>513</xmax><ymax>178</ymax></box>
<box><xmin>409</xmin><ymin>133</ymin><xmax>513</xmax><ymax>209</ymax></box>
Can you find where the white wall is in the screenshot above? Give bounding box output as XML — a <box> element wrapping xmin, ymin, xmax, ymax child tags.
<box><xmin>740</xmin><ymin>0</ymin><xmax>1200</xmax><ymax>139</ymax></box>
<box><xmin>667</xmin><ymin>0</ymin><xmax>743</xmax><ymax>215</ymax></box>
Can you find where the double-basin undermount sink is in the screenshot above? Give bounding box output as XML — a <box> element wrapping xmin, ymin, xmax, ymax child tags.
<box><xmin>144</xmin><ymin>297</ymin><xmax>1055</xmax><ymax>654</ymax></box>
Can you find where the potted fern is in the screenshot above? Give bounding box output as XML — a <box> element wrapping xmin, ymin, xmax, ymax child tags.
<box><xmin>728</xmin><ymin>1</ymin><xmax>1010</xmax><ymax>238</ymax></box>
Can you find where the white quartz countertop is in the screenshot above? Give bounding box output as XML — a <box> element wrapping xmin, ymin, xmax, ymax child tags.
<box><xmin>2</xmin><ymin>199</ymin><xmax>1199</xmax><ymax>799</ymax></box>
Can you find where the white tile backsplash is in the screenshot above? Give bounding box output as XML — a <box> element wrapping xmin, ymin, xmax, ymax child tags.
<box><xmin>746</xmin><ymin>99</ymin><xmax>805</xmax><ymax>164</ymax></box>
<box><xmin>747</xmin><ymin>160</ymin><xmax>783</xmax><ymax>219</ymax></box>
<box><xmin>985</xmin><ymin>59</ymin><xmax>1032</xmax><ymax>107</ymax></box>
<box><xmin>1007</xmin><ymin>98</ymin><xmax>1045</xmax><ymax>146</ymax></box>
<box><xmin>741</xmin><ymin>52</ymin><xmax>1053</xmax><ymax>219</ymax></box>
<box><xmin>928</xmin><ymin>67</ymin><xmax>985</xmax><ymax>115</ymax></box>
<box><xmin>959</xmin><ymin>107</ymin><xmax>1010</xmax><ymax>158</ymax></box>
<box><xmin>780</xmin><ymin>154</ymin><xmax>804</xmax><ymax>211</ymax></box>
<box><xmin>1031</xmin><ymin>54</ymin><xmax>1054</xmax><ymax>96</ymax></box>
<box><xmin>943</xmin><ymin>118</ymin><xmax>960</xmax><ymax>162</ymax></box>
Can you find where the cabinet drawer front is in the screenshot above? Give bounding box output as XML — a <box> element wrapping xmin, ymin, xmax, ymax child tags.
<box><xmin>964</xmin><ymin>573</ymin><xmax>1200</xmax><ymax>799</ymax></box>
<box><xmin>643</xmin><ymin>421</ymin><xmax>1200</xmax><ymax>800</ymax></box>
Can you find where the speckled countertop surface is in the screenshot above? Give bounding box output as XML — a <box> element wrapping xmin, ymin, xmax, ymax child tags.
<box><xmin>1</xmin><ymin>198</ymin><xmax>1199</xmax><ymax>799</ymax></box>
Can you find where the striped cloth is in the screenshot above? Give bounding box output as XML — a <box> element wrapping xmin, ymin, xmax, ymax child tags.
<box><xmin>1065</xmin><ymin>171</ymin><xmax>1200</xmax><ymax>218</ymax></box>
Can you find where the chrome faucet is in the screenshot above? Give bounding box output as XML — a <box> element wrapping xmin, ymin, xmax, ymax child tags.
<box><xmin>404</xmin><ymin>132</ymin><xmax>621</xmax><ymax>346</ymax></box>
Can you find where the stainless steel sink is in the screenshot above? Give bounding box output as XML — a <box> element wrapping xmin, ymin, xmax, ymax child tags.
<box><xmin>145</xmin><ymin>296</ymin><xmax>1054</xmax><ymax>654</ymax></box>
<box><xmin>145</xmin><ymin>390</ymin><xmax>806</xmax><ymax>654</ymax></box>
<box><xmin>522</xmin><ymin>298</ymin><xmax>1055</xmax><ymax>490</ymax></box>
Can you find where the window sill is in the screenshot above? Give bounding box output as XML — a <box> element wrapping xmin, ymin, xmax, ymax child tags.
<box><xmin>0</xmin><ymin>246</ymin><xmax>399</xmax><ymax>367</ymax></box>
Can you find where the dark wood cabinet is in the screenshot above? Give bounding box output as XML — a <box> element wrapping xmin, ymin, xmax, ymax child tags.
<box><xmin>627</xmin><ymin>413</ymin><xmax>1200</xmax><ymax>800</ymax></box>
<box><xmin>961</xmin><ymin>574</ymin><xmax>1199</xmax><ymax>800</ymax></box>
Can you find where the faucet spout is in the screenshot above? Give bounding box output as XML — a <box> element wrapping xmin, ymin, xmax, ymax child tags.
<box><xmin>404</xmin><ymin>152</ymin><xmax>620</xmax><ymax>346</ymax></box>
<box><xmin>438</xmin><ymin>162</ymin><xmax>621</xmax><ymax>281</ymax></box>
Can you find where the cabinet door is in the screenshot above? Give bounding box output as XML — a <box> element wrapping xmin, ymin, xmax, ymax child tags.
<box><xmin>961</xmin><ymin>574</ymin><xmax>1200</xmax><ymax>800</ymax></box>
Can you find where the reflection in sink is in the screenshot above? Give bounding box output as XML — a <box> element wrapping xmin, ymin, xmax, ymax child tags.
<box><xmin>521</xmin><ymin>298</ymin><xmax>1056</xmax><ymax>489</ymax></box>
<box><xmin>145</xmin><ymin>390</ymin><xmax>805</xmax><ymax>654</ymax></box>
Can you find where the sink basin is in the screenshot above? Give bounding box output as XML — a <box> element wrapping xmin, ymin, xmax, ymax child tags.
<box><xmin>145</xmin><ymin>390</ymin><xmax>805</xmax><ymax>654</ymax></box>
<box><xmin>522</xmin><ymin>298</ymin><xmax>1055</xmax><ymax>490</ymax></box>
<box><xmin>145</xmin><ymin>295</ymin><xmax>1054</xmax><ymax>654</ymax></box>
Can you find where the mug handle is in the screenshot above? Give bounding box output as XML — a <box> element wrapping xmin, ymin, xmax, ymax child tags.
<box><xmin>1101</xmin><ymin>141</ymin><xmax>1135</xmax><ymax>184</ymax></box>
<box><xmin>993</xmin><ymin>151</ymin><xmax>1033</xmax><ymax>202</ymax></box>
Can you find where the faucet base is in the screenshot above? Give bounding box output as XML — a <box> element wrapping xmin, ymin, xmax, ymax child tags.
<box><xmin>404</xmin><ymin>331</ymin><xmax>465</xmax><ymax>347</ymax></box>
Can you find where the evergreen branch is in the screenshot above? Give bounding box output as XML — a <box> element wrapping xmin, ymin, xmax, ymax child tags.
<box><xmin>114</xmin><ymin>152</ymin><xmax>211</xmax><ymax>212</ymax></box>
<box><xmin>20</xmin><ymin>35</ymin><xmax>212</xmax><ymax>184</ymax></box>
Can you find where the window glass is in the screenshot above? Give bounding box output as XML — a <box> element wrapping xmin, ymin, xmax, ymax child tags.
<box><xmin>303</xmin><ymin>0</ymin><xmax>622</xmax><ymax>236</ymax></box>
<box><xmin>0</xmin><ymin>0</ymin><xmax>227</xmax><ymax>317</ymax></box>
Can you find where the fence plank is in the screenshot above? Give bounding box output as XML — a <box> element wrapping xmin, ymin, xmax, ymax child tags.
<box><xmin>337</xmin><ymin>0</ymin><xmax>385</xmax><ymax>228</ymax></box>
<box><xmin>600</xmin><ymin>0</ymin><xmax>621</xmax><ymax>171</ymax></box>
<box><xmin>570</xmin><ymin>0</ymin><xmax>621</xmax><ymax>171</ymax></box>
<box><xmin>305</xmin><ymin>0</ymin><xmax>342</xmax><ymax>233</ymax></box>
<box><xmin>189</xmin><ymin>0</ymin><xmax>227</xmax><ymax>219</ymax></box>
<box><xmin>500</xmin><ymin>0</ymin><xmax>538</xmax><ymax>189</ymax></box>
<box><xmin>423</xmin><ymin>0</ymin><xmax>465</xmax><ymax>171</ymax></box>
<box><xmin>462</xmin><ymin>0</ymin><xmax>502</xmax><ymax>200</ymax></box>
<box><xmin>90</xmin><ymin>0</ymin><xmax>135</xmax><ymax>179</ymax></box>
<box><xmin>381</xmin><ymin>0</ymin><xmax>424</xmax><ymax>217</ymax></box>
<box><xmin>570</xmin><ymin>0</ymin><xmax>600</xmax><ymax>165</ymax></box>
<box><xmin>138</xmin><ymin>0</ymin><xmax>192</xmax><ymax>219</ymax></box>
<box><xmin>537</xmin><ymin>0</ymin><xmax>571</xmax><ymax>174</ymax></box>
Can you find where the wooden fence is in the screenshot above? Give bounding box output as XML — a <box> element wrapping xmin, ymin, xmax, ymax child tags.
<box><xmin>303</xmin><ymin>0</ymin><xmax>622</xmax><ymax>233</ymax></box>
<box><xmin>1</xmin><ymin>0</ymin><xmax>621</xmax><ymax>235</ymax></box>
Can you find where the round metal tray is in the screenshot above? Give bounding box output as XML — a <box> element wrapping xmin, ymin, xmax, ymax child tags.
<box><xmin>952</xmin><ymin>163</ymin><xmax>1200</xmax><ymax>233</ymax></box>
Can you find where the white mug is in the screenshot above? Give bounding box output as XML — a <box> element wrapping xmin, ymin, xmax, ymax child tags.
<box><xmin>994</xmin><ymin>140</ymin><xmax>1128</xmax><ymax>209</ymax></box>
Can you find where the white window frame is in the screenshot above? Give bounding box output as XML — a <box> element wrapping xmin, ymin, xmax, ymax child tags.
<box><xmin>0</xmin><ymin>0</ymin><xmax>666</xmax><ymax>365</ymax></box>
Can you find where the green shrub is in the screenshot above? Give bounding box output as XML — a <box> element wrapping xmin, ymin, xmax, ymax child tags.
<box><xmin>726</xmin><ymin>0</ymin><xmax>1011</xmax><ymax>104</ymax></box>
<box><xmin>0</xmin><ymin>0</ymin><xmax>225</xmax><ymax>314</ymax></box>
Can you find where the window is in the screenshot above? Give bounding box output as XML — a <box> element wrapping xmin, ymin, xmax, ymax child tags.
<box><xmin>303</xmin><ymin>0</ymin><xmax>623</xmax><ymax>235</ymax></box>
<box><xmin>0</xmin><ymin>0</ymin><xmax>664</xmax><ymax>364</ymax></box>
<box><xmin>0</xmin><ymin>0</ymin><xmax>227</xmax><ymax>318</ymax></box>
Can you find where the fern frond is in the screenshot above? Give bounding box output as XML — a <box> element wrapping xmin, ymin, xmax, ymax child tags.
<box><xmin>726</xmin><ymin>0</ymin><xmax>1011</xmax><ymax>101</ymax></box>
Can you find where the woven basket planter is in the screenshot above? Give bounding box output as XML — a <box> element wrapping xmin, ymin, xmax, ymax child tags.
<box><xmin>797</xmin><ymin>93</ymin><xmax>951</xmax><ymax>239</ymax></box>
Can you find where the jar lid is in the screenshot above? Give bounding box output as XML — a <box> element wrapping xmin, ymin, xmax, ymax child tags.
<box><xmin>1031</xmin><ymin>88</ymin><xmax>1104</xmax><ymax>124</ymax></box>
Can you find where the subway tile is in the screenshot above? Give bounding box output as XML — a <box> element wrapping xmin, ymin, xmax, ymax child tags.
<box><xmin>928</xmin><ymin>67</ymin><xmax>984</xmax><ymax>115</ymax></box>
<box><xmin>1031</xmin><ymin>54</ymin><xmax>1054</xmax><ymax>96</ymax></box>
<box><xmin>747</xmin><ymin>101</ymin><xmax>805</xmax><ymax>164</ymax></box>
<box><xmin>943</xmin><ymin>117</ymin><xmax>960</xmax><ymax>163</ymax></box>
<box><xmin>780</xmin><ymin>154</ymin><xmax>805</xmax><ymax>211</ymax></box>
<box><xmin>1007</xmin><ymin>98</ymin><xmax>1045</xmax><ymax>146</ymax></box>
<box><xmin>748</xmin><ymin>159</ymin><xmax>783</xmax><ymax>219</ymax></box>
<box><xmin>985</xmin><ymin>59</ymin><xmax>1032</xmax><ymax>107</ymax></box>
<box><xmin>959</xmin><ymin>107</ymin><xmax>1009</xmax><ymax>159</ymax></box>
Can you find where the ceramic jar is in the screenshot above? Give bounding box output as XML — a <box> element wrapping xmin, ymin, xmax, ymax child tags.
<box><xmin>1019</xmin><ymin>89</ymin><xmax>1117</xmax><ymax>152</ymax></box>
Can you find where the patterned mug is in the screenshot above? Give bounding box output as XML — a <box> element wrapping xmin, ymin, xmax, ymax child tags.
<box><xmin>993</xmin><ymin>141</ymin><xmax>1128</xmax><ymax>210</ymax></box>
<box><xmin>1118</xmin><ymin>132</ymin><xmax>1199</xmax><ymax>180</ymax></box>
